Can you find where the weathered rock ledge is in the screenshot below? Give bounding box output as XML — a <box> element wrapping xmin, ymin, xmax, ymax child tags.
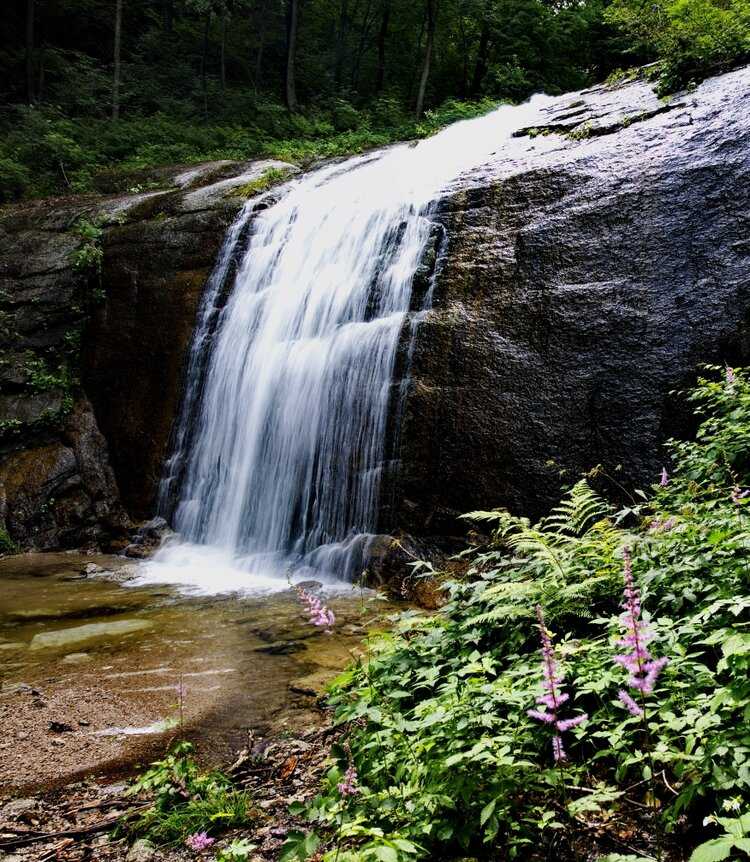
<box><xmin>0</xmin><ymin>159</ymin><xmax>294</xmax><ymax>548</ymax></box>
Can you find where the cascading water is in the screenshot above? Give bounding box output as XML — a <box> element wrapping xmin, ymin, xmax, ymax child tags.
<box><xmin>139</xmin><ymin>97</ymin><xmax>556</xmax><ymax>594</ymax></box>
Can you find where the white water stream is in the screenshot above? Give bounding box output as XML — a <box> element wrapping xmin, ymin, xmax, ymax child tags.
<box><xmin>138</xmin><ymin>97</ymin><xmax>555</xmax><ymax>594</ymax></box>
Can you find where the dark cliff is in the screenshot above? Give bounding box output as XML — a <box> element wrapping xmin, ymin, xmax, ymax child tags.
<box><xmin>1</xmin><ymin>66</ymin><xmax>749</xmax><ymax>551</ymax></box>
<box><xmin>396</xmin><ymin>65</ymin><xmax>750</xmax><ymax>536</ymax></box>
<box><xmin>0</xmin><ymin>160</ymin><xmax>292</xmax><ymax>548</ymax></box>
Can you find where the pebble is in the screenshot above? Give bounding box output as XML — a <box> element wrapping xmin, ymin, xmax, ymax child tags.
<box><xmin>126</xmin><ymin>838</ymin><xmax>157</xmax><ymax>861</ymax></box>
<box><xmin>0</xmin><ymin>798</ymin><xmax>39</xmax><ymax>820</ymax></box>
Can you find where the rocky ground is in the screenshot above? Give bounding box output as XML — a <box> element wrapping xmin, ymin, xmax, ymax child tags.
<box><xmin>0</xmin><ymin>721</ymin><xmax>335</xmax><ymax>862</ymax></box>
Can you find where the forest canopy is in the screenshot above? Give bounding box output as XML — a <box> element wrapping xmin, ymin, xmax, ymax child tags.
<box><xmin>1</xmin><ymin>0</ymin><xmax>748</xmax><ymax>200</ymax></box>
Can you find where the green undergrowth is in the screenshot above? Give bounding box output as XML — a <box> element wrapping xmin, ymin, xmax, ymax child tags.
<box><xmin>122</xmin><ymin>742</ymin><xmax>258</xmax><ymax>846</ymax></box>
<box><xmin>286</xmin><ymin>366</ymin><xmax>750</xmax><ymax>862</ymax></box>
<box><xmin>227</xmin><ymin>166</ymin><xmax>296</xmax><ymax>199</ymax></box>
<box><xmin>0</xmin><ymin>97</ymin><xmax>499</xmax><ymax>203</ymax></box>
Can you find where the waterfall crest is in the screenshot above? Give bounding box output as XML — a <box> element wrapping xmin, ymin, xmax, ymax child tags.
<box><xmin>143</xmin><ymin>98</ymin><xmax>554</xmax><ymax>593</ymax></box>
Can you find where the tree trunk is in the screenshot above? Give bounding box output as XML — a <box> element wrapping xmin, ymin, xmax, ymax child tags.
<box><xmin>350</xmin><ymin>0</ymin><xmax>373</xmax><ymax>89</ymax></box>
<box><xmin>220</xmin><ymin>12</ymin><xmax>227</xmax><ymax>91</ymax></box>
<box><xmin>285</xmin><ymin>0</ymin><xmax>299</xmax><ymax>111</ymax></box>
<box><xmin>375</xmin><ymin>0</ymin><xmax>389</xmax><ymax>93</ymax></box>
<box><xmin>163</xmin><ymin>0</ymin><xmax>174</xmax><ymax>33</ymax></box>
<box><xmin>334</xmin><ymin>0</ymin><xmax>350</xmax><ymax>87</ymax></box>
<box><xmin>112</xmin><ymin>0</ymin><xmax>123</xmax><ymax>119</ymax></box>
<box><xmin>414</xmin><ymin>0</ymin><xmax>436</xmax><ymax>118</ymax></box>
<box><xmin>470</xmin><ymin>0</ymin><xmax>492</xmax><ymax>95</ymax></box>
<box><xmin>253</xmin><ymin>0</ymin><xmax>269</xmax><ymax>91</ymax></box>
<box><xmin>201</xmin><ymin>9</ymin><xmax>211</xmax><ymax>118</ymax></box>
<box><xmin>457</xmin><ymin>4</ymin><xmax>468</xmax><ymax>97</ymax></box>
<box><xmin>25</xmin><ymin>0</ymin><xmax>35</xmax><ymax>104</ymax></box>
<box><xmin>37</xmin><ymin>46</ymin><xmax>45</xmax><ymax>101</ymax></box>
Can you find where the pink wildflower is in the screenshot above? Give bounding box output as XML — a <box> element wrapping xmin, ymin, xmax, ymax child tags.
<box><xmin>726</xmin><ymin>366</ymin><xmax>736</xmax><ymax>385</ymax></box>
<box><xmin>660</xmin><ymin>467</ymin><xmax>669</xmax><ymax>487</ymax></box>
<box><xmin>649</xmin><ymin>516</ymin><xmax>677</xmax><ymax>533</ymax></box>
<box><xmin>185</xmin><ymin>832</ymin><xmax>215</xmax><ymax>852</ymax></box>
<box><xmin>337</xmin><ymin>764</ymin><xmax>359</xmax><ymax>796</ymax></box>
<box><xmin>614</xmin><ymin>548</ymin><xmax>668</xmax><ymax>713</ymax></box>
<box><xmin>618</xmin><ymin>689</ymin><xmax>643</xmax><ymax>717</ymax></box>
<box><xmin>732</xmin><ymin>486</ymin><xmax>750</xmax><ymax>505</ymax></box>
<box><xmin>527</xmin><ymin>605</ymin><xmax>587</xmax><ymax>762</ymax></box>
<box><xmin>296</xmin><ymin>586</ymin><xmax>335</xmax><ymax>633</ymax></box>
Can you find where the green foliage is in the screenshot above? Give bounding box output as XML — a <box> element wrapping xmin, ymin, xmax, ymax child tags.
<box><xmin>69</xmin><ymin>217</ymin><xmax>104</xmax><ymax>275</ymax></box>
<box><xmin>605</xmin><ymin>0</ymin><xmax>750</xmax><ymax>90</ymax></box>
<box><xmin>0</xmin><ymin>0</ymin><xmax>745</xmax><ymax>203</ymax></box>
<box><xmin>0</xmin><ymin>524</ymin><xmax>18</xmax><ymax>555</ymax></box>
<box><xmin>689</xmin><ymin>811</ymin><xmax>750</xmax><ymax>861</ymax></box>
<box><xmin>228</xmin><ymin>167</ymin><xmax>295</xmax><ymax>198</ymax></box>
<box><xmin>26</xmin><ymin>358</ymin><xmax>75</xmax><ymax>393</ymax></box>
<box><xmin>291</xmin><ymin>367</ymin><xmax>750</xmax><ymax>860</ymax></box>
<box><xmin>0</xmin><ymin>156</ymin><xmax>31</xmax><ymax>202</ymax></box>
<box><xmin>124</xmin><ymin>742</ymin><xmax>256</xmax><ymax>845</ymax></box>
<box><xmin>216</xmin><ymin>838</ymin><xmax>259</xmax><ymax>861</ymax></box>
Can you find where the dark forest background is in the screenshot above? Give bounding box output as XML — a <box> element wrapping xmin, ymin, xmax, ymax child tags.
<box><xmin>1</xmin><ymin>0</ymin><xmax>748</xmax><ymax>200</ymax></box>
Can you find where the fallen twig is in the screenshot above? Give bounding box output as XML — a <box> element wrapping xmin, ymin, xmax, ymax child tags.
<box><xmin>0</xmin><ymin>803</ymin><xmax>149</xmax><ymax>850</ymax></box>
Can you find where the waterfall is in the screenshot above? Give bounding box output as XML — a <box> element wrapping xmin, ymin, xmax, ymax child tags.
<box><xmin>141</xmin><ymin>98</ymin><xmax>554</xmax><ymax>594</ymax></box>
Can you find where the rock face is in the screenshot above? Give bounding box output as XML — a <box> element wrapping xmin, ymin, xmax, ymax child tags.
<box><xmin>1</xmin><ymin>67</ymin><xmax>749</xmax><ymax>551</ymax></box>
<box><xmin>0</xmin><ymin>159</ymin><xmax>293</xmax><ymax>548</ymax></box>
<box><xmin>394</xmin><ymin>65</ymin><xmax>750</xmax><ymax>533</ymax></box>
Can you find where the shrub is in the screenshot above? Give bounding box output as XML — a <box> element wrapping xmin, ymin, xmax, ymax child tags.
<box><xmin>124</xmin><ymin>741</ymin><xmax>257</xmax><ymax>845</ymax></box>
<box><xmin>0</xmin><ymin>156</ymin><xmax>30</xmax><ymax>202</ymax></box>
<box><xmin>605</xmin><ymin>0</ymin><xmax>750</xmax><ymax>90</ymax></box>
<box><xmin>287</xmin><ymin>366</ymin><xmax>750</xmax><ymax>861</ymax></box>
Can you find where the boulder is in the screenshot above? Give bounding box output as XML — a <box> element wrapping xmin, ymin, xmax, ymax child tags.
<box><xmin>394</xmin><ymin>65</ymin><xmax>750</xmax><ymax>530</ymax></box>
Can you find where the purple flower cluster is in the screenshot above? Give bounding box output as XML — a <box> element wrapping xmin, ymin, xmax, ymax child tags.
<box><xmin>726</xmin><ymin>366</ymin><xmax>736</xmax><ymax>385</ymax></box>
<box><xmin>185</xmin><ymin>831</ymin><xmax>215</xmax><ymax>852</ymax></box>
<box><xmin>649</xmin><ymin>516</ymin><xmax>677</xmax><ymax>533</ymax></box>
<box><xmin>732</xmin><ymin>486</ymin><xmax>750</xmax><ymax>505</ymax></box>
<box><xmin>337</xmin><ymin>764</ymin><xmax>359</xmax><ymax>796</ymax></box>
<box><xmin>615</xmin><ymin>548</ymin><xmax>668</xmax><ymax>717</ymax></box>
<box><xmin>297</xmin><ymin>586</ymin><xmax>335</xmax><ymax>631</ymax></box>
<box><xmin>528</xmin><ymin>605</ymin><xmax>588</xmax><ymax>762</ymax></box>
<box><xmin>660</xmin><ymin>467</ymin><xmax>669</xmax><ymax>487</ymax></box>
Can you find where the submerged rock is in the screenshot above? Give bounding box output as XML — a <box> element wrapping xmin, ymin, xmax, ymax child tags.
<box><xmin>29</xmin><ymin>618</ymin><xmax>153</xmax><ymax>650</ymax></box>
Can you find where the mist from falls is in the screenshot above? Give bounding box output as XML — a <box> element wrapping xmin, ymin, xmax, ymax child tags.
<box><xmin>140</xmin><ymin>96</ymin><xmax>555</xmax><ymax>594</ymax></box>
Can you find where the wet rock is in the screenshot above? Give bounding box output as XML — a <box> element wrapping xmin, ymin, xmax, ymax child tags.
<box><xmin>0</xmin><ymin>158</ymin><xmax>293</xmax><ymax>548</ymax></box>
<box><xmin>255</xmin><ymin>641</ymin><xmax>307</xmax><ymax>655</ymax></box>
<box><xmin>395</xmin><ymin>65</ymin><xmax>750</xmax><ymax>530</ymax></box>
<box><xmin>0</xmin><ymin>399</ymin><xmax>129</xmax><ymax>551</ymax></box>
<box><xmin>29</xmin><ymin>618</ymin><xmax>154</xmax><ymax>650</ymax></box>
<box><xmin>61</xmin><ymin>652</ymin><xmax>92</xmax><ymax>664</ymax></box>
<box><xmin>123</xmin><ymin>516</ymin><xmax>173</xmax><ymax>557</ymax></box>
<box><xmin>295</xmin><ymin>580</ymin><xmax>323</xmax><ymax>591</ymax></box>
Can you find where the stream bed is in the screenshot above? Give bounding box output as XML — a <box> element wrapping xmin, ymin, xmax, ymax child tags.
<box><xmin>0</xmin><ymin>552</ymin><xmax>390</xmax><ymax>796</ymax></box>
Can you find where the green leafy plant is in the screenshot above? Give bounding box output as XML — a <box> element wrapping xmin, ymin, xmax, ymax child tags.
<box><xmin>69</xmin><ymin>216</ymin><xmax>104</xmax><ymax>276</ymax></box>
<box><xmin>288</xmin><ymin>366</ymin><xmax>750</xmax><ymax>861</ymax></box>
<box><xmin>0</xmin><ymin>524</ymin><xmax>17</xmax><ymax>554</ymax></box>
<box><xmin>123</xmin><ymin>742</ymin><xmax>257</xmax><ymax>845</ymax></box>
<box><xmin>689</xmin><ymin>811</ymin><xmax>750</xmax><ymax>861</ymax></box>
<box><xmin>216</xmin><ymin>838</ymin><xmax>259</xmax><ymax>861</ymax></box>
